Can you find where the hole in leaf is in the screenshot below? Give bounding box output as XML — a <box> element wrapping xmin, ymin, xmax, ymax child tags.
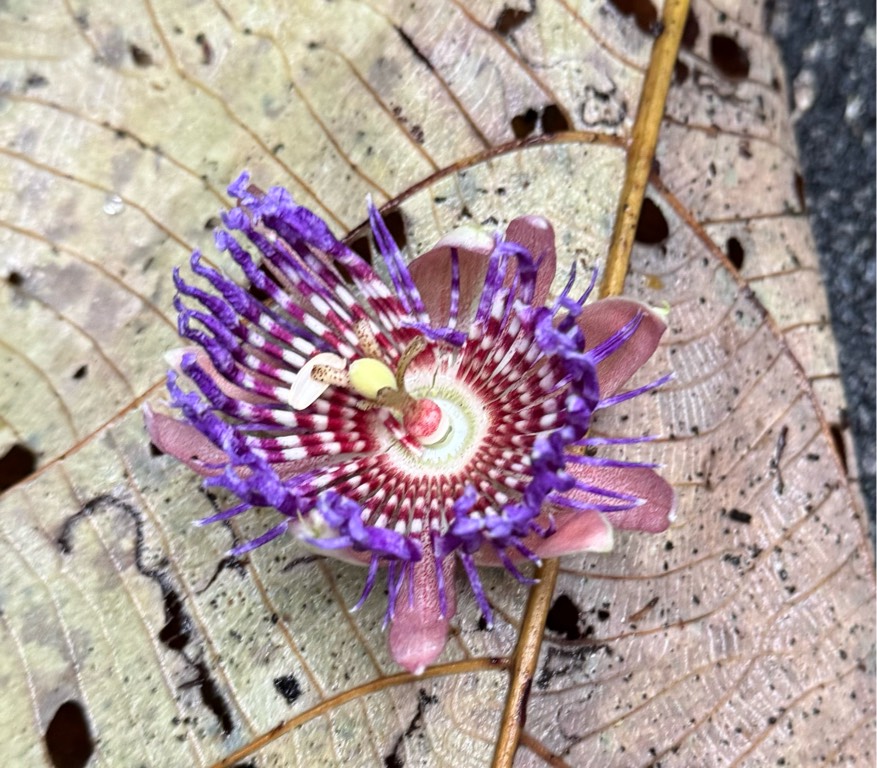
<box><xmin>681</xmin><ymin>9</ymin><xmax>699</xmax><ymax>49</ymax></box>
<box><xmin>149</xmin><ymin>443</ymin><xmax>164</xmax><ymax>457</ymax></box>
<box><xmin>245</xmin><ymin>263</ymin><xmax>276</xmax><ymax>304</ymax></box>
<box><xmin>494</xmin><ymin>7</ymin><xmax>531</xmax><ymax>34</ymax></box>
<box><xmin>511</xmin><ymin>108</ymin><xmax>539</xmax><ymax>139</ymax></box>
<box><xmin>794</xmin><ymin>172</ymin><xmax>807</xmax><ymax>211</ymax></box>
<box><xmin>347</xmin><ymin>233</ymin><xmax>373</xmax><ymax>265</ymax></box>
<box><xmin>72</xmin><ymin>365</ymin><xmax>88</xmax><ymax>380</ymax></box>
<box><xmin>829</xmin><ymin>423</ymin><xmax>848</xmax><ymax>474</ymax></box>
<box><xmin>45</xmin><ymin>701</ymin><xmax>94</xmax><ymax>768</ymax></box>
<box><xmin>7</xmin><ymin>271</ymin><xmax>24</xmax><ymax>286</ymax></box>
<box><xmin>273</xmin><ymin>674</ymin><xmax>302</xmax><ymax>704</ymax></box>
<box><xmin>382</xmin><ymin>209</ymin><xmax>408</xmax><ymax>250</ymax></box>
<box><xmin>725</xmin><ymin>237</ymin><xmax>745</xmax><ymax>270</ymax></box>
<box><xmin>634</xmin><ymin>198</ymin><xmax>669</xmax><ymax>245</ymax></box>
<box><xmin>129</xmin><ymin>43</ymin><xmax>153</xmax><ymax>67</ymax></box>
<box><xmin>608</xmin><ymin>0</ymin><xmax>658</xmax><ymax>35</ymax></box>
<box><xmin>541</xmin><ymin>104</ymin><xmax>570</xmax><ymax>134</ymax></box>
<box><xmin>546</xmin><ymin>594</ymin><xmax>582</xmax><ymax>640</ymax></box>
<box><xmin>204</xmin><ymin>216</ymin><xmax>221</xmax><ymax>230</ymax></box>
<box><xmin>710</xmin><ymin>34</ymin><xmax>750</xmax><ymax>79</ymax></box>
<box><xmin>674</xmin><ymin>60</ymin><xmax>690</xmax><ymax>84</ymax></box>
<box><xmin>0</xmin><ymin>443</ymin><xmax>37</xmax><ymax>492</ymax></box>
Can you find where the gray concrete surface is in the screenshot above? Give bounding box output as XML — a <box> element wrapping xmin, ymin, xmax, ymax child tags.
<box><xmin>769</xmin><ymin>0</ymin><xmax>876</xmax><ymax>522</ymax></box>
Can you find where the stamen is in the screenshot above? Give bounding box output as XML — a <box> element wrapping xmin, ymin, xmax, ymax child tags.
<box><xmin>312</xmin><ymin>364</ymin><xmax>351</xmax><ymax>387</ymax></box>
<box><xmin>353</xmin><ymin>319</ymin><xmax>382</xmax><ymax>358</ymax></box>
<box><xmin>288</xmin><ymin>352</ymin><xmax>346</xmax><ymax>409</ymax></box>
<box><xmin>395</xmin><ymin>336</ymin><xmax>427</xmax><ymax>388</ymax></box>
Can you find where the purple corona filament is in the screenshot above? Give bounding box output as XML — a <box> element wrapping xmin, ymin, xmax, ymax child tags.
<box><xmin>146</xmin><ymin>173</ymin><xmax>675</xmax><ymax>674</ymax></box>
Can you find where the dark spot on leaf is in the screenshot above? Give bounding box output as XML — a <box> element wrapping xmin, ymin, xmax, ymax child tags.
<box><xmin>382</xmin><ymin>209</ymin><xmax>408</xmax><ymax>250</ymax></box>
<box><xmin>725</xmin><ymin>237</ymin><xmax>745</xmax><ymax>270</ymax></box>
<box><xmin>709</xmin><ymin>34</ymin><xmax>750</xmax><ymax>79</ymax></box>
<box><xmin>0</xmin><ymin>443</ymin><xmax>37</xmax><ymax>492</ymax></box>
<box><xmin>608</xmin><ymin>0</ymin><xmax>658</xmax><ymax>35</ymax></box>
<box><xmin>494</xmin><ymin>6</ymin><xmax>531</xmax><ymax>35</ymax></box>
<box><xmin>273</xmin><ymin>674</ymin><xmax>302</xmax><ymax>704</ymax></box>
<box><xmin>72</xmin><ymin>365</ymin><xmax>88</xmax><ymax>380</ymax></box>
<box><xmin>25</xmin><ymin>72</ymin><xmax>49</xmax><ymax>89</ymax></box>
<box><xmin>546</xmin><ymin>594</ymin><xmax>582</xmax><ymax>640</ymax></box>
<box><xmin>511</xmin><ymin>108</ymin><xmax>539</xmax><ymax>139</ymax></box>
<box><xmin>681</xmin><ymin>9</ymin><xmax>699</xmax><ymax>49</ymax></box>
<box><xmin>829</xmin><ymin>423</ymin><xmax>848</xmax><ymax>473</ymax></box>
<box><xmin>59</xmin><ymin>496</ymin><xmax>234</xmax><ymax>735</ymax></box>
<box><xmin>129</xmin><ymin>44</ymin><xmax>154</xmax><ymax>67</ymax></box>
<box><xmin>634</xmin><ymin>198</ymin><xmax>669</xmax><ymax>245</ymax></box>
<box><xmin>674</xmin><ymin>59</ymin><xmax>690</xmax><ymax>84</ymax></box>
<box><xmin>195</xmin><ymin>32</ymin><xmax>213</xmax><ymax>65</ymax></box>
<box><xmin>728</xmin><ymin>508</ymin><xmax>752</xmax><ymax>524</ymax></box>
<box><xmin>45</xmin><ymin>701</ymin><xmax>94</xmax><ymax>768</ymax></box>
<box><xmin>477</xmin><ymin>614</ymin><xmax>489</xmax><ymax>631</ymax></box>
<box><xmin>794</xmin><ymin>172</ymin><xmax>806</xmax><ymax>211</ymax></box>
<box><xmin>189</xmin><ymin>660</ymin><xmax>234</xmax><ymax>735</ymax></box>
<box><xmin>7</xmin><ymin>271</ymin><xmax>24</xmax><ymax>286</ymax></box>
<box><xmin>541</xmin><ymin>104</ymin><xmax>570</xmax><ymax>134</ymax></box>
<box><xmin>395</xmin><ymin>26</ymin><xmax>433</xmax><ymax>72</ymax></box>
<box><xmin>384</xmin><ymin>688</ymin><xmax>437</xmax><ymax>767</ymax></box>
<box><xmin>158</xmin><ymin>586</ymin><xmax>191</xmax><ymax>650</ymax></box>
<box><xmin>204</xmin><ymin>216</ymin><xmax>221</xmax><ymax>230</ymax></box>
<box><xmin>597</xmin><ymin>608</ymin><xmax>611</xmax><ymax>621</ymax></box>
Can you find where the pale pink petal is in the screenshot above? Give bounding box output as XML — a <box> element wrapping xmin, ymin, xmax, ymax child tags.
<box><xmin>577</xmin><ymin>298</ymin><xmax>666</xmax><ymax>397</ymax></box>
<box><xmin>565</xmin><ymin>463</ymin><xmax>675</xmax><ymax>533</ymax></box>
<box><xmin>143</xmin><ymin>404</ymin><xmax>228</xmax><ymax>476</ymax></box>
<box><xmin>408</xmin><ymin>217</ymin><xmax>557</xmax><ymax>327</ymax></box>
<box><xmin>407</xmin><ymin>228</ymin><xmax>493</xmax><ymax>326</ymax></box>
<box><xmin>504</xmin><ymin>215</ymin><xmax>556</xmax><ymax>306</ymax></box>
<box><xmin>528</xmin><ymin>508</ymin><xmax>614</xmax><ymax>557</ymax></box>
<box><xmin>473</xmin><ymin>509</ymin><xmax>613</xmax><ymax>567</ymax></box>
<box><xmin>389</xmin><ymin>537</ymin><xmax>457</xmax><ymax>674</ymax></box>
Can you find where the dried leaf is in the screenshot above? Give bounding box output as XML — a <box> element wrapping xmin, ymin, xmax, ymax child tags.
<box><xmin>0</xmin><ymin>0</ymin><xmax>872</xmax><ymax>766</ymax></box>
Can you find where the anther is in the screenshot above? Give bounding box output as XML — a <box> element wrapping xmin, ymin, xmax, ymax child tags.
<box><xmin>312</xmin><ymin>365</ymin><xmax>350</xmax><ymax>387</ymax></box>
<box><xmin>288</xmin><ymin>352</ymin><xmax>346</xmax><ymax>410</ymax></box>
<box><xmin>353</xmin><ymin>319</ymin><xmax>382</xmax><ymax>359</ymax></box>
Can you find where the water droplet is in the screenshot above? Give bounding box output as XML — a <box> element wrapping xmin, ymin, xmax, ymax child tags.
<box><xmin>102</xmin><ymin>194</ymin><xmax>124</xmax><ymax>216</ymax></box>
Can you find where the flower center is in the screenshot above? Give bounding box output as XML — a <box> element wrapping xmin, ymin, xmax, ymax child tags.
<box><xmin>383</xmin><ymin>375</ymin><xmax>488</xmax><ymax>477</ymax></box>
<box><xmin>289</xmin><ymin>324</ymin><xmax>452</xmax><ymax>447</ymax></box>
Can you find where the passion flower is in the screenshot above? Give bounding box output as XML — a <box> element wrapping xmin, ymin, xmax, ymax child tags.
<box><xmin>145</xmin><ymin>173</ymin><xmax>674</xmax><ymax>674</ymax></box>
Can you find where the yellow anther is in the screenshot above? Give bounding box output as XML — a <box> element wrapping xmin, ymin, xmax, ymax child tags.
<box><xmin>349</xmin><ymin>358</ymin><xmax>397</xmax><ymax>400</ymax></box>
